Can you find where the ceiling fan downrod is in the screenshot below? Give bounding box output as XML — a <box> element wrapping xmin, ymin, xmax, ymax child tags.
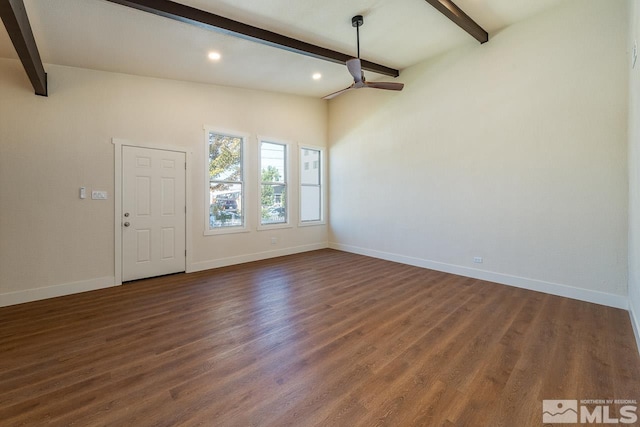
<box><xmin>352</xmin><ymin>15</ymin><xmax>363</xmax><ymax>59</ymax></box>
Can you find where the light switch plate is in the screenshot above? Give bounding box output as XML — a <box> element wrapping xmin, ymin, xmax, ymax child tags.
<box><xmin>91</xmin><ymin>190</ymin><xmax>108</xmax><ymax>200</ymax></box>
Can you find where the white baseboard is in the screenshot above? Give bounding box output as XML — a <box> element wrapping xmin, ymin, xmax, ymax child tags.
<box><xmin>188</xmin><ymin>242</ymin><xmax>329</xmax><ymax>273</ymax></box>
<box><xmin>0</xmin><ymin>244</ymin><xmax>328</xmax><ymax>307</ymax></box>
<box><xmin>0</xmin><ymin>276</ymin><xmax>117</xmax><ymax>307</ymax></box>
<box><xmin>329</xmin><ymin>242</ymin><xmax>628</xmax><ymax>310</ymax></box>
<box><xmin>630</xmin><ymin>302</ymin><xmax>640</xmax><ymax>355</ymax></box>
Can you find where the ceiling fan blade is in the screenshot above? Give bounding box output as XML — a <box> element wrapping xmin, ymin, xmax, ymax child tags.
<box><xmin>323</xmin><ymin>17</ymin><xmax>403</xmax><ymax>99</ymax></box>
<box><xmin>365</xmin><ymin>81</ymin><xmax>405</xmax><ymax>91</ymax></box>
<box><xmin>346</xmin><ymin>58</ymin><xmax>363</xmax><ymax>84</ymax></box>
<box><xmin>322</xmin><ymin>85</ymin><xmax>356</xmax><ymax>100</ymax></box>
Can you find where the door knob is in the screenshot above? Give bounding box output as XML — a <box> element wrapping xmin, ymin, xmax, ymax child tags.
<box><xmin>124</xmin><ymin>222</ymin><xmax>130</xmax><ymax>227</ymax></box>
<box><xmin>124</xmin><ymin>212</ymin><xmax>130</xmax><ymax>217</ymax></box>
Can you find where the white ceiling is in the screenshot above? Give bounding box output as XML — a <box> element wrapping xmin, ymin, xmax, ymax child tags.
<box><xmin>0</xmin><ymin>0</ymin><xmax>567</xmax><ymax>98</ymax></box>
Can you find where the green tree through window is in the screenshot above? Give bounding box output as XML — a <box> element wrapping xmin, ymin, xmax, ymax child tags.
<box><xmin>208</xmin><ymin>132</ymin><xmax>243</xmax><ymax>229</ymax></box>
<box><xmin>261</xmin><ymin>165</ymin><xmax>281</xmax><ymax>207</ymax></box>
<box><xmin>260</xmin><ymin>141</ymin><xmax>287</xmax><ymax>225</ymax></box>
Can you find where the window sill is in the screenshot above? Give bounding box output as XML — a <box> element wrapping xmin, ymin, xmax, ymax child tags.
<box><xmin>204</xmin><ymin>226</ymin><xmax>250</xmax><ymax>236</ymax></box>
<box><xmin>257</xmin><ymin>223</ymin><xmax>293</xmax><ymax>231</ymax></box>
<box><xmin>298</xmin><ymin>221</ymin><xmax>325</xmax><ymax>227</ymax></box>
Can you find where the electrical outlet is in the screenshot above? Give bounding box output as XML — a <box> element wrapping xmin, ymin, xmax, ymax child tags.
<box><xmin>473</xmin><ymin>257</ymin><xmax>483</xmax><ymax>264</ymax></box>
<box><xmin>91</xmin><ymin>190</ymin><xmax>108</xmax><ymax>200</ymax></box>
<box><xmin>271</xmin><ymin>237</ymin><xmax>277</xmax><ymax>245</ymax></box>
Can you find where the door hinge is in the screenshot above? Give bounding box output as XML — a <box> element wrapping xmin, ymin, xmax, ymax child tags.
<box><xmin>185</xmin><ymin>162</ymin><xmax>187</xmax><ymax>170</ymax></box>
<box><xmin>185</xmin><ymin>250</ymin><xmax>187</xmax><ymax>256</ymax></box>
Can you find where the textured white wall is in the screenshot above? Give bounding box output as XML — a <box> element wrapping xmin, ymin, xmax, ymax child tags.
<box><xmin>0</xmin><ymin>61</ymin><xmax>328</xmax><ymax>302</ymax></box>
<box><xmin>328</xmin><ymin>0</ymin><xmax>629</xmax><ymax>298</ymax></box>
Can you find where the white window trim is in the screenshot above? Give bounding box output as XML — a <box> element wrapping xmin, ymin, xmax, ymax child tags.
<box><xmin>204</xmin><ymin>126</ymin><xmax>249</xmax><ymax>236</ymax></box>
<box><xmin>298</xmin><ymin>143</ymin><xmax>326</xmax><ymax>227</ymax></box>
<box><xmin>257</xmin><ymin>136</ymin><xmax>291</xmax><ymax>231</ymax></box>
<box><xmin>257</xmin><ymin>223</ymin><xmax>294</xmax><ymax>232</ymax></box>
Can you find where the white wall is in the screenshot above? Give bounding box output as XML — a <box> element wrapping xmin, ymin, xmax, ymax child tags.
<box><xmin>328</xmin><ymin>0</ymin><xmax>629</xmax><ymax>307</ymax></box>
<box><xmin>0</xmin><ymin>0</ymin><xmax>634</xmax><ymax>313</ymax></box>
<box><xmin>628</xmin><ymin>0</ymin><xmax>640</xmax><ymax>348</ymax></box>
<box><xmin>0</xmin><ymin>60</ymin><xmax>328</xmax><ymax>305</ymax></box>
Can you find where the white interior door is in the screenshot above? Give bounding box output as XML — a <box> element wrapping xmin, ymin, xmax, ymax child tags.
<box><xmin>122</xmin><ymin>146</ymin><xmax>186</xmax><ymax>281</ymax></box>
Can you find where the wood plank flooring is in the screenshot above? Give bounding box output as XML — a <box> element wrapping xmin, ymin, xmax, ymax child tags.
<box><xmin>0</xmin><ymin>249</ymin><xmax>639</xmax><ymax>426</ymax></box>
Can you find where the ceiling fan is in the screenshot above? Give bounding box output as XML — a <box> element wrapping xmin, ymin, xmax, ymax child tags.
<box><xmin>323</xmin><ymin>15</ymin><xmax>404</xmax><ymax>100</ymax></box>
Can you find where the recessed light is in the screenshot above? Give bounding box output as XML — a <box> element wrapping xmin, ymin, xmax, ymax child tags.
<box><xmin>208</xmin><ymin>52</ymin><xmax>221</xmax><ymax>61</ymax></box>
<box><xmin>312</xmin><ymin>73</ymin><xmax>322</xmax><ymax>80</ymax></box>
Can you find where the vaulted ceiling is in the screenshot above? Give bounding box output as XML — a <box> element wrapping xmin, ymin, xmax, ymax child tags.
<box><xmin>0</xmin><ymin>0</ymin><xmax>567</xmax><ymax>98</ymax></box>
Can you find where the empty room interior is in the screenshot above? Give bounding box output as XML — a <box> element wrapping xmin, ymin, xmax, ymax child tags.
<box><xmin>2</xmin><ymin>0</ymin><xmax>640</xmax><ymax>425</ymax></box>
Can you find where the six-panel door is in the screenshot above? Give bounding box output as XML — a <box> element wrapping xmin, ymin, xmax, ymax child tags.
<box><xmin>122</xmin><ymin>146</ymin><xmax>186</xmax><ymax>281</ymax></box>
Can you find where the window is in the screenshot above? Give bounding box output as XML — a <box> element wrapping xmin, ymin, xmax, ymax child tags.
<box><xmin>206</xmin><ymin>130</ymin><xmax>244</xmax><ymax>231</ymax></box>
<box><xmin>300</xmin><ymin>147</ymin><xmax>322</xmax><ymax>223</ymax></box>
<box><xmin>260</xmin><ymin>140</ymin><xmax>287</xmax><ymax>225</ymax></box>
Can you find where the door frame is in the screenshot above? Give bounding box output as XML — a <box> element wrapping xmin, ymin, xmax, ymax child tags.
<box><xmin>113</xmin><ymin>138</ymin><xmax>192</xmax><ymax>285</ymax></box>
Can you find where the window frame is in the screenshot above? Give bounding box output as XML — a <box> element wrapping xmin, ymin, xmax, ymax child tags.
<box><xmin>258</xmin><ymin>137</ymin><xmax>291</xmax><ymax>230</ymax></box>
<box><xmin>299</xmin><ymin>144</ymin><xmax>325</xmax><ymax>226</ymax></box>
<box><xmin>204</xmin><ymin>127</ymin><xmax>249</xmax><ymax>236</ymax></box>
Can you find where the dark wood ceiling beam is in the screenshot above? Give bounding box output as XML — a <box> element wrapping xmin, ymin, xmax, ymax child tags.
<box><xmin>104</xmin><ymin>0</ymin><xmax>400</xmax><ymax>78</ymax></box>
<box><xmin>424</xmin><ymin>0</ymin><xmax>488</xmax><ymax>44</ymax></box>
<box><xmin>0</xmin><ymin>0</ymin><xmax>47</xmax><ymax>96</ymax></box>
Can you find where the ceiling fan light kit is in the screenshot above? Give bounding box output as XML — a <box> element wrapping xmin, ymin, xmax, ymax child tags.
<box><xmin>323</xmin><ymin>15</ymin><xmax>405</xmax><ymax>100</ymax></box>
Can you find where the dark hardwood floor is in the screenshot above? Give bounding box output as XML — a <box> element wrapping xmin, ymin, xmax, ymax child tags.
<box><xmin>0</xmin><ymin>249</ymin><xmax>638</xmax><ymax>426</ymax></box>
